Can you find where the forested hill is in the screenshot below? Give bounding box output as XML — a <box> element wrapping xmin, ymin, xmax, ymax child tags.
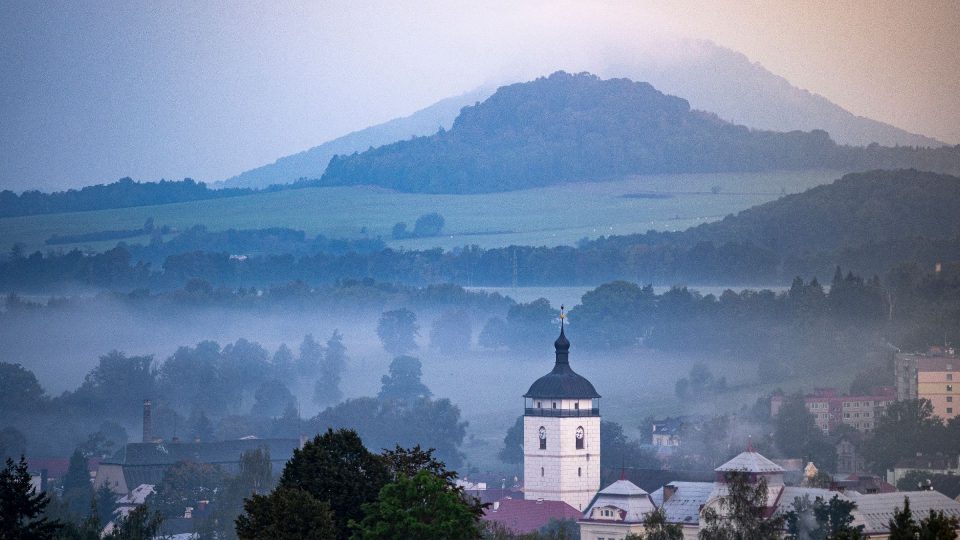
<box><xmin>590</xmin><ymin>169</ymin><xmax>960</xmax><ymax>256</ymax></box>
<box><xmin>0</xmin><ymin>177</ymin><xmax>257</xmax><ymax>218</ymax></box>
<box><xmin>319</xmin><ymin>72</ymin><xmax>960</xmax><ymax>194</ymax></box>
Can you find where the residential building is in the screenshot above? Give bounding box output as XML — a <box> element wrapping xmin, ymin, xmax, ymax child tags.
<box><xmin>770</xmin><ymin>387</ymin><xmax>895</xmax><ymax>433</ymax></box>
<box><xmin>887</xmin><ymin>454</ymin><xmax>960</xmax><ymax>487</ymax></box>
<box><xmin>895</xmin><ymin>350</ymin><xmax>959</xmax><ymax>420</ymax></box>
<box><xmin>578</xmin><ymin>479</ymin><xmax>657</xmax><ymax>539</ymax></box>
<box><xmin>575</xmin><ymin>448</ymin><xmax>960</xmax><ymax>539</ymax></box>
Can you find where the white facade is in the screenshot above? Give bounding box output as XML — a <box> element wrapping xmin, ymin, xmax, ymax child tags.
<box><xmin>523</xmin><ymin>398</ymin><xmax>601</xmax><ymax>511</ymax></box>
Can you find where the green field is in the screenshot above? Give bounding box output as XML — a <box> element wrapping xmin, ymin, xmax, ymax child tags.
<box><xmin>0</xmin><ymin>170</ymin><xmax>844</xmax><ymax>254</ymax></box>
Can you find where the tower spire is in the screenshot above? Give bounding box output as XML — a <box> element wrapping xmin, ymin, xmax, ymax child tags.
<box><xmin>554</xmin><ymin>305</ymin><xmax>570</xmax><ymax>364</ymax></box>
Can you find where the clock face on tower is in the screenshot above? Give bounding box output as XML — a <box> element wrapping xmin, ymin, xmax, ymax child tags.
<box><xmin>538</xmin><ymin>427</ymin><xmax>546</xmax><ymax>439</ymax></box>
<box><xmin>576</xmin><ymin>426</ymin><xmax>584</xmax><ymax>439</ymax></box>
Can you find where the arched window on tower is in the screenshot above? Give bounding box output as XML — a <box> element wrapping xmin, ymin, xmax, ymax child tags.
<box><xmin>539</xmin><ymin>426</ymin><xmax>547</xmax><ymax>450</ymax></box>
<box><xmin>575</xmin><ymin>426</ymin><xmax>584</xmax><ymax>449</ymax></box>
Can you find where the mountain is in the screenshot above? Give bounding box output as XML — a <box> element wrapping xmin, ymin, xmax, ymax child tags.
<box><xmin>318</xmin><ymin>72</ymin><xmax>958</xmax><ymax>194</ymax></box>
<box><xmin>599</xmin><ymin>39</ymin><xmax>943</xmax><ymax>149</ymax></box>
<box><xmin>218</xmin><ymin>87</ymin><xmax>492</xmax><ymax>189</ymax></box>
<box><xmin>221</xmin><ymin>40</ymin><xmax>941</xmax><ymax>189</ymax></box>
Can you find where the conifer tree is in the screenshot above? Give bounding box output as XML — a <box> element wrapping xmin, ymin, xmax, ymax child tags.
<box><xmin>0</xmin><ymin>456</ymin><xmax>62</xmax><ymax>538</ymax></box>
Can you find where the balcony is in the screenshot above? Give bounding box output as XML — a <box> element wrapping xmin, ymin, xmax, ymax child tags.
<box><xmin>524</xmin><ymin>407</ymin><xmax>600</xmax><ymax>417</ymax></box>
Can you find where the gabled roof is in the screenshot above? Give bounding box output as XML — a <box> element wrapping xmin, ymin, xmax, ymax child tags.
<box><xmin>715</xmin><ymin>451</ymin><xmax>785</xmax><ymax>474</ymax></box>
<box><xmin>116</xmin><ymin>484</ymin><xmax>155</xmax><ymax>505</ymax></box>
<box><xmin>482</xmin><ymin>497</ymin><xmax>581</xmax><ymax>534</ymax></box>
<box><xmin>115</xmin><ymin>438</ymin><xmax>298</xmax><ymax>466</ymax></box>
<box><xmin>599</xmin><ymin>479</ymin><xmax>649</xmax><ymax>497</ymax></box>
<box><xmin>649</xmin><ymin>481</ymin><xmax>714</xmax><ymax>525</ymax></box>
<box><xmin>582</xmin><ymin>479</ymin><xmax>656</xmax><ymax>523</ymax></box>
<box><xmin>849</xmin><ymin>491</ymin><xmax>960</xmax><ymax>534</ymax></box>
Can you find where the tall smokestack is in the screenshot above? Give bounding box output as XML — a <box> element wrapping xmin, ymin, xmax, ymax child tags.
<box><xmin>143</xmin><ymin>399</ymin><xmax>152</xmax><ymax>443</ymax></box>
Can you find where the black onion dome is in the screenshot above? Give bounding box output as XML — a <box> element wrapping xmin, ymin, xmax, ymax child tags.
<box><xmin>524</xmin><ymin>326</ymin><xmax>600</xmax><ymax>399</ymax></box>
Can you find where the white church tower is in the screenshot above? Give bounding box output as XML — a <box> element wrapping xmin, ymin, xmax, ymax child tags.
<box><xmin>523</xmin><ymin>310</ymin><xmax>601</xmax><ymax>511</ymax></box>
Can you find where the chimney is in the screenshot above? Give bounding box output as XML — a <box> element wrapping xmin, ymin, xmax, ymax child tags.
<box><xmin>663</xmin><ymin>484</ymin><xmax>677</xmax><ymax>503</ymax></box>
<box><xmin>142</xmin><ymin>399</ymin><xmax>152</xmax><ymax>443</ymax></box>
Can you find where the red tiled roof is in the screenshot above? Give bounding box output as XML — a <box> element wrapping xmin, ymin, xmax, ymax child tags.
<box><xmin>482</xmin><ymin>497</ymin><xmax>581</xmax><ymax>534</ymax></box>
<box><xmin>27</xmin><ymin>458</ymin><xmax>101</xmax><ymax>477</ymax></box>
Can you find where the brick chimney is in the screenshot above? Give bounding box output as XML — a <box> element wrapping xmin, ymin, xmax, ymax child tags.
<box><xmin>663</xmin><ymin>484</ymin><xmax>677</xmax><ymax>503</ymax></box>
<box><xmin>142</xmin><ymin>399</ymin><xmax>152</xmax><ymax>443</ymax></box>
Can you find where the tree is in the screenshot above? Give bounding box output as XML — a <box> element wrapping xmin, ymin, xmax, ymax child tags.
<box><xmin>0</xmin><ymin>456</ymin><xmax>61</xmax><ymax>538</ymax></box>
<box><xmin>61</xmin><ymin>449</ymin><xmax>93</xmax><ymax>519</ymax></box>
<box><xmin>412</xmin><ymin>213</ymin><xmax>445</xmax><ymax>237</ymax></box>
<box><xmin>298</xmin><ymin>334</ymin><xmax>324</xmax><ymax>378</ymax></box>
<box><xmin>315</xmin><ymin>331</ymin><xmax>346</xmax><ymax>406</ymax></box>
<box><xmin>277</xmin><ymin>429</ymin><xmax>391</xmax><ymax>539</ymax></box>
<box><xmin>0</xmin><ymin>427</ymin><xmax>26</xmax><ymax>462</ymax></box>
<box><xmin>351</xmin><ymin>469</ymin><xmax>482</xmax><ymax>539</ymax></box>
<box><xmin>784</xmin><ymin>495</ymin><xmax>863</xmax><ymax>540</ymax></box>
<box><xmin>377</xmin><ymin>309</ymin><xmax>419</xmax><ymax>355</ymax></box>
<box><xmin>251</xmin><ymin>380</ymin><xmax>296</xmax><ymax>417</ymax></box>
<box><xmin>889</xmin><ymin>497</ymin><xmax>919</xmax><ymax>540</ymax></box>
<box><xmin>312</xmin><ymin>396</ymin><xmax>468</xmax><ymax>469</ymax></box>
<box><xmin>102</xmin><ymin>503</ymin><xmax>163</xmax><ymax>540</ymax></box>
<box><xmin>71</xmin><ymin>351</ymin><xmax>156</xmax><ymax>421</ymax></box>
<box><xmin>147</xmin><ymin>461</ymin><xmax>224</xmax><ymax>519</ymax></box>
<box><xmin>391</xmin><ymin>222</ymin><xmax>410</xmax><ymax>240</ymax></box>
<box><xmin>0</xmin><ymin>363</ymin><xmax>46</xmax><ymax>413</ymax></box>
<box><xmin>378</xmin><ymin>355</ymin><xmax>432</xmax><ymax>402</ymax></box>
<box><xmin>94</xmin><ymin>485</ymin><xmax>116</xmax><ymax>531</ymax></box>
<box><xmin>429</xmin><ymin>309</ymin><xmax>473</xmax><ymax>355</ymax></box>
<box><xmin>271</xmin><ymin>344</ymin><xmax>296</xmax><ymax>381</ymax></box>
<box><xmin>212</xmin><ymin>447</ymin><xmax>275</xmax><ymax>540</ymax></box>
<box><xmin>775</xmin><ymin>394</ymin><xmax>835</xmax><ymax>470</ymax></box>
<box><xmin>919</xmin><ymin>508</ymin><xmax>959</xmax><ymax>539</ymax></box>
<box><xmin>625</xmin><ymin>508</ymin><xmax>683</xmax><ymax>540</ymax></box>
<box><xmin>601</xmin><ymin>421</ymin><xmax>658</xmax><ymax>471</ymax></box>
<box><xmin>867</xmin><ymin>400</ymin><xmax>946</xmax><ymax>473</ymax></box>
<box><xmin>188</xmin><ymin>408</ymin><xmax>215</xmax><ymax>442</ymax></box>
<box><xmin>235</xmin><ymin>487</ymin><xmax>336</xmax><ymax>540</ymax></box>
<box><xmin>568</xmin><ymin>281</ymin><xmax>655</xmax><ymax>349</ymax></box>
<box><xmin>498</xmin><ymin>416</ymin><xmax>524</xmax><ymax>465</ymax></box>
<box><xmin>699</xmin><ymin>471</ymin><xmax>784</xmax><ymax>540</ymax></box>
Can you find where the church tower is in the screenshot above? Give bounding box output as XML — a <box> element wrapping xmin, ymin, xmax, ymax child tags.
<box><xmin>523</xmin><ymin>313</ymin><xmax>601</xmax><ymax>511</ymax></box>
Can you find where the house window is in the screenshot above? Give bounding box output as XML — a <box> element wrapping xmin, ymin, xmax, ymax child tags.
<box><xmin>537</xmin><ymin>401</ymin><xmax>542</xmax><ymax>408</ymax></box>
<box><xmin>541</xmin><ymin>467</ymin><xmax>544</xmax><ymax>477</ymax></box>
<box><xmin>948</xmin><ymin>385</ymin><xmax>954</xmax><ymax>392</ymax></box>
<box><xmin>574</xmin><ymin>402</ymin><xmax>579</xmax><ymax>410</ymax></box>
<box><xmin>578</xmin><ymin>467</ymin><xmax>582</xmax><ymax>477</ymax></box>
<box><xmin>948</xmin><ymin>408</ymin><xmax>954</xmax><ymax>414</ymax></box>
<box><xmin>948</xmin><ymin>396</ymin><xmax>953</xmax><ymax>403</ymax></box>
<box><xmin>552</xmin><ymin>402</ymin><xmax>557</xmax><ymax>409</ymax></box>
<box><xmin>949</xmin><ymin>374</ymin><xmax>954</xmax><ymax>381</ymax></box>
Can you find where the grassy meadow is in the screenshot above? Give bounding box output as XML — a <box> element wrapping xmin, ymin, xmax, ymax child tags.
<box><xmin>1</xmin><ymin>170</ymin><xmax>843</xmax><ymax>254</ymax></box>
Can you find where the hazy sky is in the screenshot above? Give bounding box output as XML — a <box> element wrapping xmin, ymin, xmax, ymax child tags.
<box><xmin>2</xmin><ymin>0</ymin><xmax>958</xmax><ymax>192</ymax></box>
